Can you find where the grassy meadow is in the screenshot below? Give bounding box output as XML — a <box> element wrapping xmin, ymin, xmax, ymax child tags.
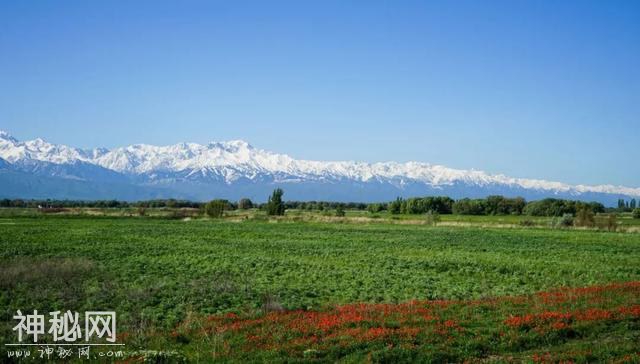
<box><xmin>1</xmin><ymin>210</ymin><xmax>640</xmax><ymax>362</ymax></box>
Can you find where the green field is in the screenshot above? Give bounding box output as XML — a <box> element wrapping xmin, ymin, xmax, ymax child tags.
<box><xmin>2</xmin><ymin>215</ymin><xmax>640</xmax><ymax>362</ymax></box>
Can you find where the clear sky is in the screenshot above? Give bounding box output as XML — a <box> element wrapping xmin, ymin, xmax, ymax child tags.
<box><xmin>0</xmin><ymin>0</ymin><xmax>638</xmax><ymax>186</ymax></box>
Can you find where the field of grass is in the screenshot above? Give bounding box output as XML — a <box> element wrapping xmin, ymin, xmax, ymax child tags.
<box><xmin>1</xmin><ymin>215</ymin><xmax>640</xmax><ymax>362</ymax></box>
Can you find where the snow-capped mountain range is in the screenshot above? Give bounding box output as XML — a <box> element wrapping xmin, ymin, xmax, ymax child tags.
<box><xmin>0</xmin><ymin>130</ymin><xmax>638</xmax><ymax>205</ymax></box>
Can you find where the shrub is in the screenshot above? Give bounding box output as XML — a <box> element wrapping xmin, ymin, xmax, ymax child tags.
<box><xmin>574</xmin><ymin>208</ymin><xmax>595</xmax><ymax>228</ymax></box>
<box><xmin>559</xmin><ymin>213</ymin><xmax>574</xmax><ymax>227</ymax></box>
<box><xmin>204</xmin><ymin>200</ymin><xmax>226</xmax><ymax>218</ymax></box>
<box><xmin>550</xmin><ymin>214</ymin><xmax>573</xmax><ymax>229</ymax></box>
<box><xmin>633</xmin><ymin>209</ymin><xmax>640</xmax><ymax>219</ymax></box>
<box><xmin>137</xmin><ymin>206</ymin><xmax>146</xmax><ymax>216</ymax></box>
<box><xmin>607</xmin><ymin>214</ymin><xmax>618</xmax><ymax>232</ymax></box>
<box><xmin>596</xmin><ymin>214</ymin><xmax>618</xmax><ymax>232</ymax></box>
<box><xmin>335</xmin><ymin>206</ymin><xmax>346</xmax><ymax>217</ymax></box>
<box><xmin>367</xmin><ymin>203</ymin><xmax>383</xmax><ymax>214</ymax></box>
<box><xmin>424</xmin><ymin>210</ymin><xmax>440</xmax><ymax>226</ymax></box>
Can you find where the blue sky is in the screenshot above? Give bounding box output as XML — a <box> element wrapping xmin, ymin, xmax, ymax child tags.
<box><xmin>0</xmin><ymin>0</ymin><xmax>638</xmax><ymax>186</ymax></box>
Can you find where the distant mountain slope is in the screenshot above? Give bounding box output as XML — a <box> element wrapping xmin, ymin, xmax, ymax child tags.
<box><xmin>0</xmin><ymin>130</ymin><xmax>638</xmax><ymax>204</ymax></box>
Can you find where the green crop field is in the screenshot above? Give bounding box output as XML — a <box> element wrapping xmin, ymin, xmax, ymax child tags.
<box><xmin>2</xmin><ymin>215</ymin><xmax>640</xmax><ymax>362</ymax></box>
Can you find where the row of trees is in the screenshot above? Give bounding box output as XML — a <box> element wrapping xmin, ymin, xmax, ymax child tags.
<box><xmin>0</xmin><ymin>198</ymin><xmax>204</xmax><ymax>209</ymax></box>
<box><xmin>452</xmin><ymin>196</ymin><xmax>526</xmax><ymax>215</ymax></box>
<box><xmin>387</xmin><ymin>196</ymin><xmax>455</xmax><ymax>215</ymax></box>
<box><xmin>198</xmin><ymin>193</ymin><xmax>613</xmax><ymax>218</ymax></box>
<box><xmin>383</xmin><ymin>196</ymin><xmax>606</xmax><ymax>217</ymax></box>
<box><xmin>204</xmin><ymin>189</ymin><xmax>286</xmax><ymax>217</ymax></box>
<box><xmin>1</xmin><ymin>192</ymin><xmax>634</xmax><ymax>219</ymax></box>
<box><xmin>522</xmin><ymin>199</ymin><xmax>605</xmax><ymax>216</ymax></box>
<box><xmin>617</xmin><ymin>198</ymin><xmax>637</xmax><ymax>211</ymax></box>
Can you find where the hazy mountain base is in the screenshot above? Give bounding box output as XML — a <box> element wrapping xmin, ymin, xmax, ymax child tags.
<box><xmin>0</xmin><ymin>162</ymin><xmax>633</xmax><ymax>206</ymax></box>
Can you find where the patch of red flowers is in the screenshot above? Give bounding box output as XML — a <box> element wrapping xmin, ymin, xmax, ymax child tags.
<box><xmin>168</xmin><ymin>281</ymin><xmax>640</xmax><ymax>359</ymax></box>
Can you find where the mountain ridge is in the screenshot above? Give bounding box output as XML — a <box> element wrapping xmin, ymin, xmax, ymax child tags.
<box><xmin>0</xmin><ymin>130</ymin><xmax>638</xmax><ymax>204</ymax></box>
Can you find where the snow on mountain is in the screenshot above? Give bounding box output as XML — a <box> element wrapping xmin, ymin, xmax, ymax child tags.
<box><xmin>0</xmin><ymin>130</ymin><xmax>638</xmax><ymax>202</ymax></box>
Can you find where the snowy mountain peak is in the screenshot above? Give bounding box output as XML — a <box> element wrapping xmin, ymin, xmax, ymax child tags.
<box><xmin>0</xmin><ymin>130</ymin><xmax>17</xmax><ymax>143</ymax></box>
<box><xmin>0</xmin><ymin>131</ymin><xmax>638</xmax><ymax>203</ymax></box>
<box><xmin>208</xmin><ymin>139</ymin><xmax>253</xmax><ymax>152</ymax></box>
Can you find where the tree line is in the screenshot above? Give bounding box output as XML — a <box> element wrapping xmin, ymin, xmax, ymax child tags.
<box><xmin>2</xmin><ymin>192</ymin><xmax>637</xmax><ymax>218</ymax></box>
<box><xmin>617</xmin><ymin>198</ymin><xmax>637</xmax><ymax>212</ymax></box>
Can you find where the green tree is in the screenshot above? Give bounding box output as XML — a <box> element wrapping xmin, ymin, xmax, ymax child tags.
<box><xmin>388</xmin><ymin>197</ymin><xmax>403</xmax><ymax>214</ymax></box>
<box><xmin>367</xmin><ymin>203</ymin><xmax>383</xmax><ymax>214</ymax></box>
<box><xmin>335</xmin><ymin>206</ymin><xmax>345</xmax><ymax>217</ymax></box>
<box><xmin>204</xmin><ymin>199</ymin><xmax>226</xmax><ymax>218</ymax></box>
<box><xmin>266</xmin><ymin>188</ymin><xmax>285</xmax><ymax>216</ymax></box>
<box><xmin>633</xmin><ymin>208</ymin><xmax>640</xmax><ymax>219</ymax></box>
<box><xmin>238</xmin><ymin>198</ymin><xmax>254</xmax><ymax>210</ymax></box>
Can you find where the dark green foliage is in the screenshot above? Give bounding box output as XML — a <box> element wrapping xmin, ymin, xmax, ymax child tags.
<box><xmin>388</xmin><ymin>197</ymin><xmax>403</xmax><ymax>214</ymax></box>
<box><xmin>284</xmin><ymin>201</ymin><xmax>368</xmax><ymax>211</ymax></box>
<box><xmin>367</xmin><ymin>203</ymin><xmax>384</xmax><ymax>213</ymax></box>
<box><xmin>524</xmin><ymin>198</ymin><xmax>604</xmax><ymax>217</ymax></box>
<box><xmin>204</xmin><ymin>199</ymin><xmax>227</xmax><ymax>218</ymax></box>
<box><xmin>634</xmin><ymin>209</ymin><xmax>640</xmax><ymax>219</ymax></box>
<box><xmin>0</xmin><ymin>198</ymin><xmax>204</xmax><ymax>209</ymax></box>
<box><xmin>617</xmin><ymin>199</ymin><xmax>635</xmax><ymax>212</ymax></box>
<box><xmin>550</xmin><ymin>213</ymin><xmax>574</xmax><ymax>228</ymax></box>
<box><xmin>335</xmin><ymin>206</ymin><xmax>345</xmax><ymax>217</ymax></box>
<box><xmin>401</xmin><ymin>196</ymin><xmax>454</xmax><ymax>214</ymax></box>
<box><xmin>452</xmin><ymin>198</ymin><xmax>487</xmax><ymax>215</ymax></box>
<box><xmin>238</xmin><ymin>198</ymin><xmax>253</xmax><ymax>210</ymax></box>
<box><xmin>452</xmin><ymin>196</ymin><xmax>526</xmax><ymax>216</ymax></box>
<box><xmin>266</xmin><ymin>188</ymin><xmax>285</xmax><ymax>216</ymax></box>
<box><xmin>485</xmin><ymin>195</ymin><xmax>526</xmax><ymax>215</ymax></box>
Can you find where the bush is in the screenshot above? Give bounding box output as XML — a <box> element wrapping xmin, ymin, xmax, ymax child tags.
<box><xmin>204</xmin><ymin>200</ymin><xmax>226</xmax><ymax>218</ymax></box>
<box><xmin>550</xmin><ymin>213</ymin><xmax>574</xmax><ymax>229</ymax></box>
<box><xmin>596</xmin><ymin>214</ymin><xmax>618</xmax><ymax>232</ymax></box>
<box><xmin>335</xmin><ymin>206</ymin><xmax>345</xmax><ymax>217</ymax></box>
<box><xmin>424</xmin><ymin>210</ymin><xmax>440</xmax><ymax>226</ymax></box>
<box><xmin>574</xmin><ymin>208</ymin><xmax>595</xmax><ymax>228</ymax></box>
<box><xmin>633</xmin><ymin>209</ymin><xmax>640</xmax><ymax>219</ymax></box>
<box><xmin>367</xmin><ymin>203</ymin><xmax>383</xmax><ymax>214</ymax></box>
<box><xmin>607</xmin><ymin>214</ymin><xmax>618</xmax><ymax>232</ymax></box>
